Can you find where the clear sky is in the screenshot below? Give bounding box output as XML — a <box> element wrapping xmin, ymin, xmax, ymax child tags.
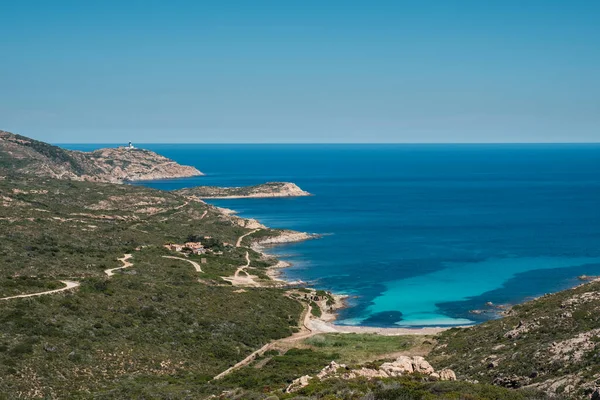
<box><xmin>1</xmin><ymin>1</ymin><xmax>599</xmax><ymax>143</ymax></box>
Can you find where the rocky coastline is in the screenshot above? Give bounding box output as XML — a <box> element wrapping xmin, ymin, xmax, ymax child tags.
<box><xmin>242</xmin><ymin>224</ymin><xmax>453</xmax><ymax>335</ymax></box>
<box><xmin>178</xmin><ymin>182</ymin><xmax>311</xmax><ymax>199</ymax></box>
<box><xmin>0</xmin><ymin>130</ymin><xmax>203</xmax><ymax>183</ymax></box>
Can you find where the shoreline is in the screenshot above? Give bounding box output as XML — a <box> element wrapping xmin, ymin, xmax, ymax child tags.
<box><xmin>250</xmin><ymin>229</ymin><xmax>456</xmax><ymax>336</ymax></box>
<box><xmin>188</xmin><ymin>189</ymin><xmax>461</xmax><ymax>335</ymax></box>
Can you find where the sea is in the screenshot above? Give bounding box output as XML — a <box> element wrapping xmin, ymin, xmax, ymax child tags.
<box><xmin>63</xmin><ymin>143</ymin><xmax>600</xmax><ymax>328</ymax></box>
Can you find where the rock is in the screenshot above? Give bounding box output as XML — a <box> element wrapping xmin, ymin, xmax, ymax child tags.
<box><xmin>411</xmin><ymin>356</ymin><xmax>435</xmax><ymax>374</ymax></box>
<box><xmin>43</xmin><ymin>344</ymin><xmax>57</xmax><ymax>352</ymax></box>
<box><xmin>351</xmin><ymin>368</ymin><xmax>389</xmax><ymax>379</ymax></box>
<box><xmin>317</xmin><ymin>361</ymin><xmax>346</xmax><ymax>379</ymax></box>
<box><xmin>286</xmin><ymin>375</ymin><xmax>311</xmax><ymax>393</ymax></box>
<box><xmin>256</xmin><ymin>230</ymin><xmax>317</xmax><ymax>245</ymax></box>
<box><xmin>439</xmin><ymin>369</ymin><xmax>457</xmax><ymax>381</ymax></box>
<box><xmin>341</xmin><ymin>368</ymin><xmax>389</xmax><ymax>380</ymax></box>
<box><xmin>504</xmin><ymin>321</ymin><xmax>537</xmax><ymax>339</ymax></box>
<box><xmin>380</xmin><ymin>356</ymin><xmax>414</xmax><ymax>376</ymax></box>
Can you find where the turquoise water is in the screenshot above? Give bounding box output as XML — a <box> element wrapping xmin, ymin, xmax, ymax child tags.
<box><xmin>63</xmin><ymin>144</ymin><xmax>600</xmax><ymax>327</ymax></box>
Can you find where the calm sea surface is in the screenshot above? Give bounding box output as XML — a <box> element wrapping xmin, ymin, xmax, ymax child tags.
<box><xmin>63</xmin><ymin>144</ymin><xmax>600</xmax><ymax>327</ymax></box>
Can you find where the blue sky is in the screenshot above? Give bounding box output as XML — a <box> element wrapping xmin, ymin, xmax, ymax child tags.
<box><xmin>1</xmin><ymin>1</ymin><xmax>599</xmax><ymax>143</ymax></box>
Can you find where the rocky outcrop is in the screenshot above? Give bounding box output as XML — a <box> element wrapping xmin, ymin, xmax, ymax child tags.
<box><xmin>503</xmin><ymin>320</ymin><xmax>537</xmax><ymax>339</ymax></box>
<box><xmin>0</xmin><ymin>130</ymin><xmax>202</xmax><ymax>183</ymax></box>
<box><xmin>286</xmin><ymin>375</ymin><xmax>312</xmax><ymax>393</ymax></box>
<box><xmin>380</xmin><ymin>356</ymin><xmax>414</xmax><ymax>375</ymax></box>
<box><xmin>178</xmin><ymin>182</ymin><xmax>311</xmax><ymax>199</ymax></box>
<box><xmin>317</xmin><ymin>361</ymin><xmax>345</xmax><ymax>379</ymax></box>
<box><xmin>549</xmin><ymin>329</ymin><xmax>600</xmax><ymax>364</ymax></box>
<box><xmin>254</xmin><ymin>230</ymin><xmax>317</xmax><ymax>246</ymax></box>
<box><xmin>82</xmin><ymin>147</ymin><xmax>202</xmax><ymax>182</ymax></box>
<box><xmin>411</xmin><ymin>356</ymin><xmax>435</xmax><ymax>374</ymax></box>
<box><xmin>439</xmin><ymin>369</ymin><xmax>457</xmax><ymax>381</ymax></box>
<box><xmin>286</xmin><ymin>357</ymin><xmax>457</xmax><ymax>392</ymax></box>
<box><xmin>380</xmin><ymin>356</ymin><xmax>439</xmax><ymax>378</ymax></box>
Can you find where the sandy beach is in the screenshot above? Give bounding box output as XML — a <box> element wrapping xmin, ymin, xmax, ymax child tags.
<box><xmin>247</xmin><ymin>228</ymin><xmax>456</xmax><ymax>336</ymax></box>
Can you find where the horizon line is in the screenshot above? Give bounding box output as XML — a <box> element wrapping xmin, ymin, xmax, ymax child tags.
<box><xmin>54</xmin><ymin>141</ymin><xmax>600</xmax><ymax>145</ymax></box>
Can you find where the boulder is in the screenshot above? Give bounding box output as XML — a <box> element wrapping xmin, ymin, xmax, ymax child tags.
<box><xmin>380</xmin><ymin>356</ymin><xmax>414</xmax><ymax>376</ymax></box>
<box><xmin>439</xmin><ymin>369</ymin><xmax>457</xmax><ymax>381</ymax></box>
<box><xmin>350</xmin><ymin>368</ymin><xmax>389</xmax><ymax>379</ymax></box>
<box><xmin>317</xmin><ymin>361</ymin><xmax>346</xmax><ymax>379</ymax></box>
<box><xmin>286</xmin><ymin>375</ymin><xmax>311</xmax><ymax>393</ymax></box>
<box><xmin>412</xmin><ymin>356</ymin><xmax>435</xmax><ymax>374</ymax></box>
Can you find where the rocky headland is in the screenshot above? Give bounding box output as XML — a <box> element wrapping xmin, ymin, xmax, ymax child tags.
<box><xmin>177</xmin><ymin>182</ymin><xmax>311</xmax><ymax>199</ymax></box>
<box><xmin>0</xmin><ymin>130</ymin><xmax>202</xmax><ymax>183</ymax></box>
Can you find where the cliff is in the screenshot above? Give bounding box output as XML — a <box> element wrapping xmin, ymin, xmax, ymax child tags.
<box><xmin>177</xmin><ymin>182</ymin><xmax>311</xmax><ymax>198</ymax></box>
<box><xmin>0</xmin><ymin>130</ymin><xmax>202</xmax><ymax>183</ymax></box>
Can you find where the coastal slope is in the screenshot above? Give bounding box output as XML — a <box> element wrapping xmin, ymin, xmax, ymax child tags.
<box><xmin>430</xmin><ymin>279</ymin><xmax>600</xmax><ymax>398</ymax></box>
<box><xmin>0</xmin><ymin>133</ymin><xmax>589</xmax><ymax>400</ymax></box>
<box><xmin>0</xmin><ymin>130</ymin><xmax>202</xmax><ymax>183</ymax></box>
<box><xmin>178</xmin><ymin>182</ymin><xmax>311</xmax><ymax>198</ymax></box>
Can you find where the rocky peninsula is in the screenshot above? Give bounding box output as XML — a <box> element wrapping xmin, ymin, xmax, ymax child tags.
<box><xmin>0</xmin><ymin>130</ymin><xmax>202</xmax><ymax>183</ymax></box>
<box><xmin>177</xmin><ymin>182</ymin><xmax>311</xmax><ymax>199</ymax></box>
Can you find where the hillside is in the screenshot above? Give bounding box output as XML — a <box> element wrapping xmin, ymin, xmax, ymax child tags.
<box><xmin>178</xmin><ymin>182</ymin><xmax>311</xmax><ymax>199</ymax></box>
<box><xmin>0</xmin><ymin>176</ymin><xmax>555</xmax><ymax>400</ymax></box>
<box><xmin>0</xmin><ymin>133</ymin><xmax>594</xmax><ymax>400</ymax></box>
<box><xmin>0</xmin><ymin>130</ymin><xmax>202</xmax><ymax>183</ymax></box>
<box><xmin>430</xmin><ymin>280</ymin><xmax>600</xmax><ymax>399</ymax></box>
<box><xmin>0</xmin><ymin>174</ymin><xmax>306</xmax><ymax>398</ymax></box>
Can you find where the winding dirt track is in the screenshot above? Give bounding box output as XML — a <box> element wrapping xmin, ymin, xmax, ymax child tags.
<box><xmin>223</xmin><ymin>251</ymin><xmax>261</xmax><ymax>286</ymax></box>
<box><xmin>236</xmin><ymin>229</ymin><xmax>260</xmax><ymax>247</ymax></box>
<box><xmin>162</xmin><ymin>255</ymin><xmax>203</xmax><ymax>272</ymax></box>
<box><xmin>235</xmin><ymin>252</ymin><xmax>251</xmax><ymax>278</ymax></box>
<box><xmin>2</xmin><ymin>253</ymin><xmax>134</xmax><ymax>301</ymax></box>
<box><xmin>0</xmin><ymin>280</ymin><xmax>80</xmax><ymax>301</ymax></box>
<box><xmin>212</xmin><ymin>302</ymin><xmax>315</xmax><ymax>380</ymax></box>
<box><xmin>104</xmin><ymin>254</ymin><xmax>133</xmax><ymax>276</ymax></box>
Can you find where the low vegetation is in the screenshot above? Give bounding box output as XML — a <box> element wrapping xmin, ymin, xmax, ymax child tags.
<box><xmin>177</xmin><ymin>182</ymin><xmax>310</xmax><ymax>198</ymax></box>
<box><xmin>0</xmin><ymin>174</ymin><xmax>303</xmax><ymax>398</ymax></box>
<box><xmin>0</xmin><ymin>134</ymin><xmax>594</xmax><ymax>399</ymax></box>
<box><xmin>431</xmin><ymin>280</ymin><xmax>600</xmax><ymax>398</ymax></box>
<box><xmin>304</xmin><ymin>334</ymin><xmax>430</xmax><ymax>365</ymax></box>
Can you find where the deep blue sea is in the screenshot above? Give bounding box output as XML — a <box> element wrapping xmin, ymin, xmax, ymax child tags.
<box><xmin>63</xmin><ymin>144</ymin><xmax>600</xmax><ymax>328</ymax></box>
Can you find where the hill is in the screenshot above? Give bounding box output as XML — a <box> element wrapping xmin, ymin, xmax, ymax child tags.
<box><xmin>429</xmin><ymin>279</ymin><xmax>600</xmax><ymax>399</ymax></box>
<box><xmin>0</xmin><ymin>133</ymin><xmax>593</xmax><ymax>400</ymax></box>
<box><xmin>0</xmin><ymin>130</ymin><xmax>202</xmax><ymax>183</ymax></box>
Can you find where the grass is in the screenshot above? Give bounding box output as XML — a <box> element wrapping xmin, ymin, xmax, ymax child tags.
<box><xmin>304</xmin><ymin>333</ymin><xmax>431</xmax><ymax>365</ymax></box>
